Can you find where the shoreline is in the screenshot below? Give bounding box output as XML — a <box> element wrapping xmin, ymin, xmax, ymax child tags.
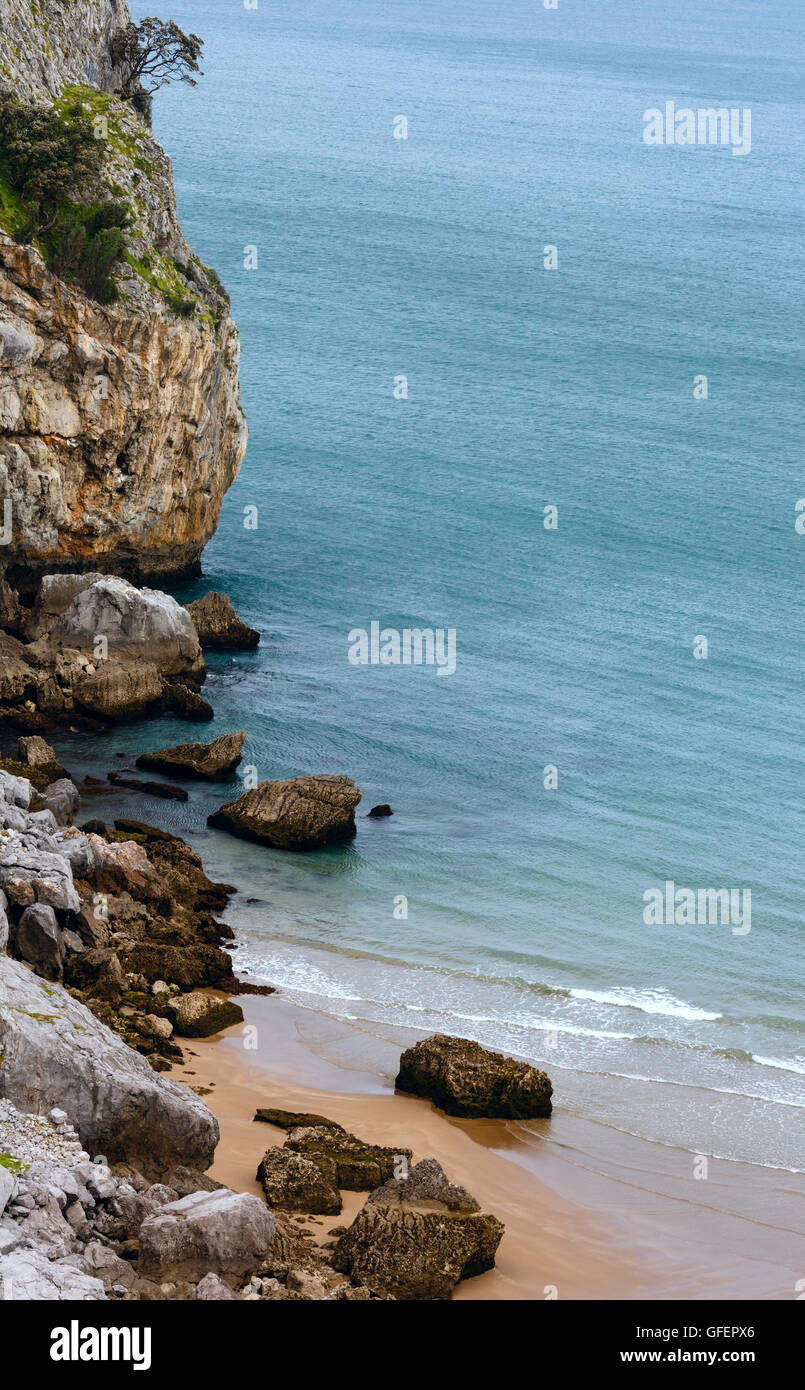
<box><xmin>175</xmin><ymin>990</ymin><xmax>805</xmax><ymax>1300</ymax></box>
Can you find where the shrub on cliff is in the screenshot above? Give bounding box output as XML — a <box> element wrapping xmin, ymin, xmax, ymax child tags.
<box><xmin>0</xmin><ymin>91</ymin><xmax>129</xmax><ymax>304</ymax></box>
<box><xmin>48</xmin><ymin>200</ymin><xmax>129</xmax><ymax>304</ymax></box>
<box><xmin>0</xmin><ymin>90</ymin><xmax>100</xmax><ymax>218</ymax></box>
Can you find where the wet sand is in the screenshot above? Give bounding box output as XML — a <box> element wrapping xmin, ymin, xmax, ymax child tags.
<box><xmin>176</xmin><ymin>992</ymin><xmax>805</xmax><ymax>1301</ymax></box>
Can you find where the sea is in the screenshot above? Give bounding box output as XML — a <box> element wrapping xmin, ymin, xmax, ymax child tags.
<box><xmin>60</xmin><ymin>0</ymin><xmax>805</xmax><ymax>1177</ymax></box>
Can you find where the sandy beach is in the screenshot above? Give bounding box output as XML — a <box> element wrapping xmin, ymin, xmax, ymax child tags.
<box><xmin>175</xmin><ymin>991</ymin><xmax>805</xmax><ymax>1301</ymax></box>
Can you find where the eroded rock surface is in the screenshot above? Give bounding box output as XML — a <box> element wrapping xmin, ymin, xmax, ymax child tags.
<box><xmin>395</xmin><ymin>1033</ymin><xmax>553</xmax><ymax>1119</ymax></box>
<box><xmin>208</xmin><ymin>774</ymin><xmax>362</xmax><ymax>851</ymax></box>
<box><xmin>184</xmin><ymin>593</ymin><xmax>259</xmax><ymax>650</ymax></box>
<box><xmin>331</xmin><ymin>1158</ymin><xmax>504</xmax><ymax>1300</ymax></box>
<box><xmin>256</xmin><ymin>1147</ymin><xmax>342</xmax><ymax>1215</ymax></box>
<box><xmin>136</xmin><ymin>731</ymin><xmax>245</xmax><ymax>781</ymax></box>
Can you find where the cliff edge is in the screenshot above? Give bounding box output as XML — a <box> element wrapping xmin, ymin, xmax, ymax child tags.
<box><xmin>0</xmin><ymin>0</ymin><xmax>246</xmax><ymax>589</ymax></box>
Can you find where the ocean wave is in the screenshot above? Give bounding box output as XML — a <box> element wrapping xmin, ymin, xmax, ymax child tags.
<box><xmin>568</xmin><ymin>985</ymin><xmax>721</xmax><ymax>1022</ymax></box>
<box><xmin>751</xmin><ymin>1054</ymin><xmax>805</xmax><ymax>1076</ymax></box>
<box><xmin>598</xmin><ymin>1070</ymin><xmax>805</xmax><ymax>1109</ymax></box>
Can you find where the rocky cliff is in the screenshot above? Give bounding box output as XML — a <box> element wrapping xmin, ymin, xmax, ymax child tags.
<box><xmin>0</xmin><ymin>0</ymin><xmax>246</xmax><ymax>589</ymax></box>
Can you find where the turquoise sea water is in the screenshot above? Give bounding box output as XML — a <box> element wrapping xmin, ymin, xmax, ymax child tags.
<box><xmin>95</xmin><ymin>0</ymin><xmax>805</xmax><ymax>1169</ymax></box>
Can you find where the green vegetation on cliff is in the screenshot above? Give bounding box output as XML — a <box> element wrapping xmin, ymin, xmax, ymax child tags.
<box><xmin>0</xmin><ymin>78</ymin><xmax>227</xmax><ymax>320</ymax></box>
<box><xmin>0</xmin><ymin>87</ymin><xmax>127</xmax><ymax>302</ymax></box>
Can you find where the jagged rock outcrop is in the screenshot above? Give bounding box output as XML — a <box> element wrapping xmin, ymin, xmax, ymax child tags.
<box><xmin>136</xmin><ymin>731</ymin><xmax>245</xmax><ymax>781</ymax></box>
<box><xmin>184</xmin><ymin>592</ymin><xmax>260</xmax><ymax>650</ymax></box>
<box><xmin>331</xmin><ymin>1158</ymin><xmax>504</xmax><ymax>1300</ymax></box>
<box><xmin>208</xmin><ymin>775</ymin><xmax>362</xmax><ymax>851</ymax></box>
<box><xmin>395</xmin><ymin>1034</ymin><xmax>553</xmax><ymax>1119</ymax></box>
<box><xmin>0</xmin><ymin>1</ymin><xmax>246</xmax><ymax>589</ymax></box>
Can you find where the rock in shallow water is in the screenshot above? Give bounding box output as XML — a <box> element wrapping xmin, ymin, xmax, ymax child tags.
<box><xmin>207</xmin><ymin>774</ymin><xmax>362</xmax><ymax>851</ymax></box>
<box><xmin>184</xmin><ymin>593</ymin><xmax>260</xmax><ymax>650</ymax></box>
<box><xmin>136</xmin><ymin>731</ymin><xmax>246</xmax><ymax>781</ymax></box>
<box><xmin>395</xmin><ymin>1033</ymin><xmax>553</xmax><ymax>1119</ymax></box>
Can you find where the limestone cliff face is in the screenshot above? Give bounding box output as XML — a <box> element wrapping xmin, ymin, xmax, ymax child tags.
<box><xmin>0</xmin><ymin>0</ymin><xmax>126</xmax><ymax>99</ymax></box>
<box><xmin>0</xmin><ymin>0</ymin><xmax>247</xmax><ymax>588</ymax></box>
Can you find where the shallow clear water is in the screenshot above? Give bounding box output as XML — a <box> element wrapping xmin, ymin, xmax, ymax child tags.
<box><xmin>98</xmin><ymin>0</ymin><xmax>805</xmax><ymax>1168</ymax></box>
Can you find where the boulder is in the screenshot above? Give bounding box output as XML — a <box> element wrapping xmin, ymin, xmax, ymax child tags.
<box><xmin>167</xmin><ymin>992</ymin><xmax>244</xmax><ymax>1038</ymax></box>
<box><xmin>0</xmin><ymin>768</ymin><xmax>32</xmax><ymax>809</ymax></box>
<box><xmin>31</xmin><ymin>778</ymin><xmax>80</xmax><ymax>826</ymax></box>
<box><xmin>285</xmin><ymin>1126</ymin><xmax>411</xmax><ymax>1191</ymax></box>
<box><xmin>136</xmin><ymin>731</ymin><xmax>246</xmax><ymax>781</ymax></box>
<box><xmin>71</xmin><ymin>660</ymin><xmax>164</xmax><ymax>719</ymax></box>
<box><xmin>28</xmin><ymin>573</ymin><xmax>106</xmax><ymax>638</ymax></box>
<box><xmin>162</xmin><ymin>682</ymin><xmax>214</xmax><ymax>722</ymax></box>
<box><xmin>0</xmin><ymin>955</ymin><xmax>218</xmax><ymax>1179</ymax></box>
<box><xmin>85</xmin><ymin>834</ymin><xmax>161</xmax><ymax>901</ymax></box>
<box><xmin>52</xmin><ymin>829</ymin><xmax>96</xmax><ymax>880</ymax></box>
<box><xmin>331</xmin><ymin>1158</ymin><xmax>504</xmax><ymax>1300</ymax></box>
<box><xmin>48</xmin><ymin>576</ymin><xmax>204</xmax><ymax>679</ymax></box>
<box><xmin>256</xmin><ymin>1147</ymin><xmax>342</xmax><ymax>1215</ymax></box>
<box><xmin>0</xmin><ymin>840</ymin><xmax>80</xmax><ymax>914</ymax></box>
<box><xmin>16</xmin><ymin>736</ymin><xmax>66</xmax><ymax>778</ymax></box>
<box><xmin>185</xmin><ymin>592</ymin><xmax>260</xmax><ymax>650</ymax></box>
<box><xmin>0</xmin><ymin>632</ymin><xmax>40</xmax><ymax>713</ymax></box>
<box><xmin>14</xmin><ymin>903</ymin><xmax>64</xmax><ymax>980</ymax></box>
<box><xmin>395</xmin><ymin>1033</ymin><xmax>553</xmax><ymax>1119</ymax></box>
<box><xmin>367</xmin><ymin>804</ymin><xmax>393</xmax><ymax>818</ymax></box>
<box><xmin>138</xmin><ymin>1189</ymin><xmax>275</xmax><ymax>1283</ymax></box>
<box><xmin>63</xmin><ymin>947</ymin><xmax>125</xmax><ymax>1003</ymax></box>
<box><xmin>208</xmin><ymin>774</ymin><xmax>362</xmax><ymax>851</ymax></box>
<box><xmin>78</xmin><ymin>1239</ymin><xmax>137</xmax><ymax>1291</ymax></box>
